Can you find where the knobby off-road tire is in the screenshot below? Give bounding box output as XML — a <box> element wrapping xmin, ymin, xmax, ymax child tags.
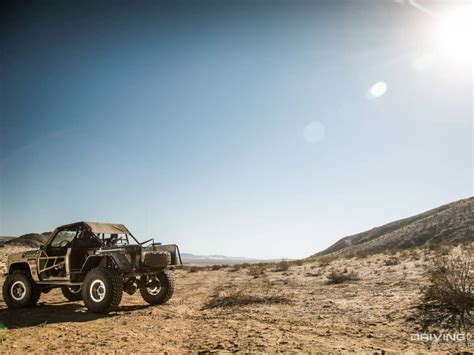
<box><xmin>2</xmin><ymin>270</ymin><xmax>41</xmax><ymax>309</ymax></box>
<box><xmin>81</xmin><ymin>267</ymin><xmax>123</xmax><ymax>314</ymax></box>
<box><xmin>140</xmin><ymin>270</ymin><xmax>175</xmax><ymax>305</ymax></box>
<box><xmin>61</xmin><ymin>286</ymin><xmax>82</xmax><ymax>301</ymax></box>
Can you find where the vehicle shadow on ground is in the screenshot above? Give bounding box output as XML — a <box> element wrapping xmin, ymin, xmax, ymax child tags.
<box><xmin>0</xmin><ymin>302</ymin><xmax>151</xmax><ymax>329</ymax></box>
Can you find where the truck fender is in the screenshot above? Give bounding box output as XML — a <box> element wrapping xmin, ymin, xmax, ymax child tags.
<box><xmin>81</xmin><ymin>255</ymin><xmax>105</xmax><ymax>274</ymax></box>
<box><xmin>81</xmin><ymin>254</ymin><xmax>124</xmax><ymax>274</ymax></box>
<box><xmin>8</xmin><ymin>262</ymin><xmax>36</xmax><ymax>279</ymax></box>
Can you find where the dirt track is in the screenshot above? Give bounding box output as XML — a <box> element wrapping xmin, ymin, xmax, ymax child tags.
<box><xmin>0</xmin><ymin>245</ymin><xmax>471</xmax><ymax>353</ymax></box>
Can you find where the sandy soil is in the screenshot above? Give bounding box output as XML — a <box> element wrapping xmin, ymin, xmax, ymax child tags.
<box><xmin>0</xmin><ymin>245</ymin><xmax>471</xmax><ymax>353</ymax></box>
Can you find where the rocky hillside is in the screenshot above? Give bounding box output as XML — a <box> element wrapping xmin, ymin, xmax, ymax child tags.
<box><xmin>0</xmin><ymin>236</ymin><xmax>15</xmax><ymax>244</ymax></box>
<box><xmin>315</xmin><ymin>197</ymin><xmax>473</xmax><ymax>257</ymax></box>
<box><xmin>3</xmin><ymin>233</ymin><xmax>50</xmax><ymax>247</ymax></box>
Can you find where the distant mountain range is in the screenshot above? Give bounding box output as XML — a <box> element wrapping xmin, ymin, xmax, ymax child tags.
<box><xmin>0</xmin><ymin>234</ymin><xmax>267</xmax><ymax>263</ymax></box>
<box><xmin>3</xmin><ymin>197</ymin><xmax>471</xmax><ymax>260</ymax></box>
<box><xmin>180</xmin><ymin>253</ymin><xmax>266</xmax><ymax>263</ymax></box>
<box><xmin>314</xmin><ymin>197</ymin><xmax>473</xmax><ymax>257</ymax></box>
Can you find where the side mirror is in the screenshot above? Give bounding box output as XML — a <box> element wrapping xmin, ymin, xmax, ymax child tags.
<box><xmin>39</xmin><ymin>245</ymin><xmax>45</xmax><ymax>250</ymax></box>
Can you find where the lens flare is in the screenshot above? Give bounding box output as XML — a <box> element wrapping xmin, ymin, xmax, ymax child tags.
<box><xmin>432</xmin><ymin>7</ymin><xmax>472</xmax><ymax>65</ymax></box>
<box><xmin>368</xmin><ymin>82</ymin><xmax>388</xmax><ymax>98</ymax></box>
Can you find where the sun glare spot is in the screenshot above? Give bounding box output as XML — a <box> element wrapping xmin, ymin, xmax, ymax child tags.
<box><xmin>368</xmin><ymin>81</ymin><xmax>388</xmax><ymax>98</ymax></box>
<box><xmin>304</xmin><ymin>121</ymin><xmax>326</xmax><ymax>144</ymax></box>
<box><xmin>432</xmin><ymin>6</ymin><xmax>472</xmax><ymax>65</ymax></box>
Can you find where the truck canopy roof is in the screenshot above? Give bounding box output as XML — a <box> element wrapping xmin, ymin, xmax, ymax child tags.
<box><xmin>57</xmin><ymin>221</ymin><xmax>130</xmax><ymax>234</ymax></box>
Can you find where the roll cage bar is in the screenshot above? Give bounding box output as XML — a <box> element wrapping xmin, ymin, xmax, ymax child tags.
<box><xmin>93</xmin><ymin>233</ymin><xmax>161</xmax><ymax>247</ymax></box>
<box><xmin>45</xmin><ymin>222</ymin><xmax>168</xmax><ymax>249</ymax></box>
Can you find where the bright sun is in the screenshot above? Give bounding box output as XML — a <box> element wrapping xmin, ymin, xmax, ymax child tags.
<box><xmin>432</xmin><ymin>6</ymin><xmax>473</xmax><ymax>64</ymax></box>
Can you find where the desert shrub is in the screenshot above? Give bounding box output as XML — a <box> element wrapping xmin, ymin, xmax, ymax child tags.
<box><xmin>466</xmin><ymin>242</ymin><xmax>474</xmax><ymax>254</ymax></box>
<box><xmin>427</xmin><ymin>243</ymin><xmax>452</xmax><ymax>256</ymax></box>
<box><xmin>354</xmin><ymin>250</ymin><xmax>373</xmax><ymax>259</ymax></box>
<box><xmin>274</xmin><ymin>260</ymin><xmax>290</xmax><ymax>272</ymax></box>
<box><xmin>399</xmin><ymin>250</ymin><xmax>410</xmax><ymax>259</ymax></box>
<box><xmin>409</xmin><ymin>250</ymin><xmax>421</xmax><ymax>260</ymax></box>
<box><xmin>210</xmin><ymin>264</ymin><xmax>227</xmax><ymax>271</ymax></box>
<box><xmin>188</xmin><ymin>266</ymin><xmax>200</xmax><ymax>273</ymax></box>
<box><xmin>289</xmin><ymin>259</ymin><xmax>304</xmax><ymax>267</ymax></box>
<box><xmin>438</xmin><ymin>245</ymin><xmax>451</xmax><ymax>256</ymax></box>
<box><xmin>384</xmin><ymin>256</ymin><xmax>400</xmax><ymax>266</ymax></box>
<box><xmin>317</xmin><ymin>255</ymin><xmax>338</xmax><ymax>267</ymax></box>
<box><xmin>247</xmin><ymin>266</ymin><xmax>265</xmax><ymax>279</ymax></box>
<box><xmin>229</xmin><ymin>264</ymin><xmax>242</xmax><ymax>272</ymax></box>
<box><xmin>326</xmin><ymin>270</ymin><xmax>359</xmax><ymax>284</ymax></box>
<box><xmin>203</xmin><ymin>286</ymin><xmax>290</xmax><ymax>309</ymax></box>
<box><xmin>417</xmin><ymin>253</ymin><xmax>473</xmax><ymax>332</ymax></box>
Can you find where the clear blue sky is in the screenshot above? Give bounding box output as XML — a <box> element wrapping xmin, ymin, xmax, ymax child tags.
<box><xmin>0</xmin><ymin>1</ymin><xmax>472</xmax><ymax>259</ymax></box>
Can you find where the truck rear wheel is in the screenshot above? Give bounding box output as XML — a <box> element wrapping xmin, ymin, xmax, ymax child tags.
<box><xmin>140</xmin><ymin>270</ymin><xmax>175</xmax><ymax>305</ymax></box>
<box><xmin>2</xmin><ymin>271</ymin><xmax>41</xmax><ymax>309</ymax></box>
<box><xmin>81</xmin><ymin>267</ymin><xmax>123</xmax><ymax>313</ymax></box>
<box><xmin>61</xmin><ymin>286</ymin><xmax>82</xmax><ymax>301</ymax></box>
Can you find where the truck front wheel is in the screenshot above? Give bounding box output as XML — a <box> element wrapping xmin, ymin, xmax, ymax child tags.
<box><xmin>81</xmin><ymin>267</ymin><xmax>123</xmax><ymax>313</ymax></box>
<box><xmin>2</xmin><ymin>271</ymin><xmax>41</xmax><ymax>309</ymax></box>
<box><xmin>140</xmin><ymin>270</ymin><xmax>175</xmax><ymax>305</ymax></box>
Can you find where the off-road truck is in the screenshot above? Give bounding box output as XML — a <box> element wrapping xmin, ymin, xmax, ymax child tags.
<box><xmin>2</xmin><ymin>221</ymin><xmax>182</xmax><ymax>313</ymax></box>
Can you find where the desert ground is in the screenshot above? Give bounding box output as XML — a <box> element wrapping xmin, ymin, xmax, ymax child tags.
<box><xmin>0</xmin><ymin>244</ymin><xmax>472</xmax><ymax>353</ymax></box>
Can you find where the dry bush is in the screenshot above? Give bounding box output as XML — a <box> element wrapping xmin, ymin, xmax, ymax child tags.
<box><xmin>274</xmin><ymin>260</ymin><xmax>290</xmax><ymax>272</ymax></box>
<box><xmin>188</xmin><ymin>266</ymin><xmax>200</xmax><ymax>273</ymax></box>
<box><xmin>399</xmin><ymin>249</ymin><xmax>410</xmax><ymax>259</ymax></box>
<box><xmin>188</xmin><ymin>264</ymin><xmax>229</xmax><ymax>272</ymax></box>
<box><xmin>247</xmin><ymin>266</ymin><xmax>266</xmax><ymax>279</ymax></box>
<box><xmin>289</xmin><ymin>259</ymin><xmax>305</xmax><ymax>267</ymax></box>
<box><xmin>316</xmin><ymin>255</ymin><xmax>338</xmax><ymax>267</ymax></box>
<box><xmin>326</xmin><ymin>270</ymin><xmax>359</xmax><ymax>284</ymax></box>
<box><xmin>343</xmin><ymin>253</ymin><xmax>357</xmax><ymax>259</ymax></box>
<box><xmin>384</xmin><ymin>256</ymin><xmax>400</xmax><ymax>266</ymax></box>
<box><xmin>353</xmin><ymin>250</ymin><xmax>373</xmax><ymax>259</ymax></box>
<box><xmin>409</xmin><ymin>250</ymin><xmax>421</xmax><ymax>260</ymax></box>
<box><xmin>229</xmin><ymin>264</ymin><xmax>242</xmax><ymax>272</ymax></box>
<box><xmin>427</xmin><ymin>243</ymin><xmax>452</xmax><ymax>256</ymax></box>
<box><xmin>210</xmin><ymin>264</ymin><xmax>227</xmax><ymax>271</ymax></box>
<box><xmin>465</xmin><ymin>243</ymin><xmax>474</xmax><ymax>254</ymax></box>
<box><xmin>417</xmin><ymin>253</ymin><xmax>473</xmax><ymax>332</ymax></box>
<box><xmin>203</xmin><ymin>286</ymin><xmax>291</xmax><ymax>309</ymax></box>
